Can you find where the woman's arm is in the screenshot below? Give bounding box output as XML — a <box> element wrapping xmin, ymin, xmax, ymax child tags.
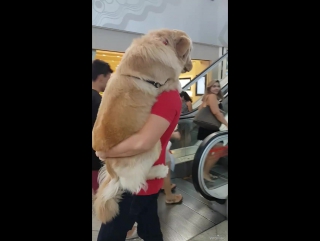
<box><xmin>208</xmin><ymin>95</ymin><xmax>228</xmax><ymax>128</ymax></box>
<box><xmin>186</xmin><ymin>101</ymin><xmax>192</xmax><ymax>112</ymax></box>
<box><xmin>96</xmin><ymin>114</ymin><xmax>170</xmax><ymax>159</ymax></box>
<box><xmin>171</xmin><ymin>131</ymin><xmax>181</xmax><ymax>140</ymax></box>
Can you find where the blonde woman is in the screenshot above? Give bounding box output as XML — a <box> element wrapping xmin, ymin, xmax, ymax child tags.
<box><xmin>197</xmin><ymin>80</ymin><xmax>228</xmax><ymax>182</ymax></box>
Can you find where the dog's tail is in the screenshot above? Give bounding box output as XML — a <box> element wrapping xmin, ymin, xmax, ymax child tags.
<box><xmin>93</xmin><ymin>163</ymin><xmax>122</xmax><ymax>224</ymax></box>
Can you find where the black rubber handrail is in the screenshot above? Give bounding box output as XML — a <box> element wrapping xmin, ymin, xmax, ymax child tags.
<box><xmin>192</xmin><ymin>130</ymin><xmax>228</xmax><ymax>204</ymax></box>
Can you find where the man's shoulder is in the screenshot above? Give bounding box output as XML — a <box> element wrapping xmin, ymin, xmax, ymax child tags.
<box><xmin>157</xmin><ymin>90</ymin><xmax>181</xmax><ymax>107</ymax></box>
<box><xmin>151</xmin><ymin>90</ymin><xmax>181</xmax><ymax>123</ymax></box>
<box><xmin>159</xmin><ymin>90</ymin><xmax>179</xmax><ymax>97</ymax></box>
<box><xmin>92</xmin><ymin>89</ymin><xmax>102</xmax><ymax>101</ymax></box>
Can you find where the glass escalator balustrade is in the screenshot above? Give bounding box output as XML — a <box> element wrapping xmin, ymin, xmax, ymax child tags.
<box><xmin>170</xmin><ymin>100</ymin><xmax>228</xmax><ymax>165</ymax></box>
<box><xmin>170</xmin><ymin>113</ymin><xmax>228</xmax><ymax>167</ymax></box>
<box><xmin>170</xmin><ymin>90</ymin><xmax>228</xmax><ymax>165</ymax></box>
<box><xmin>170</xmin><ymin>119</ymin><xmax>200</xmax><ymax>164</ymax></box>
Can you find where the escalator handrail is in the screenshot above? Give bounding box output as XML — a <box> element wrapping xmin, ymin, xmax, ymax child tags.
<box><xmin>221</xmin><ymin>83</ymin><xmax>228</xmax><ymax>93</ymax></box>
<box><xmin>182</xmin><ymin>52</ymin><xmax>228</xmax><ymax>91</ymax></box>
<box><xmin>192</xmin><ymin>130</ymin><xmax>228</xmax><ymax>203</ymax></box>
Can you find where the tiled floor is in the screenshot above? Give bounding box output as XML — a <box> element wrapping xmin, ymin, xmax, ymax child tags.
<box><xmin>188</xmin><ymin>221</ymin><xmax>228</xmax><ymax>241</ymax></box>
<box><xmin>93</xmin><ymin>219</ymin><xmax>228</xmax><ymax>241</ymax></box>
<box><xmin>92</xmin><ymin>179</ymin><xmax>226</xmax><ymax>241</ymax></box>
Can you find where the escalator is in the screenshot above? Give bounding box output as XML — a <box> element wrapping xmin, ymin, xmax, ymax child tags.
<box><xmin>192</xmin><ymin>131</ymin><xmax>228</xmax><ymax>206</ymax></box>
<box><xmin>179</xmin><ymin>82</ymin><xmax>228</xmax><ymax>119</ymax></box>
<box><xmin>170</xmin><ymin>51</ymin><xmax>228</xmax><ymax>165</ymax></box>
<box><xmin>168</xmin><ymin>52</ymin><xmax>228</xmax><ymax>222</ymax></box>
<box><xmin>178</xmin><ymin>52</ymin><xmax>228</xmax><ymax>119</ymax></box>
<box><xmin>156</xmin><ymin>130</ymin><xmax>228</xmax><ymax>240</ymax></box>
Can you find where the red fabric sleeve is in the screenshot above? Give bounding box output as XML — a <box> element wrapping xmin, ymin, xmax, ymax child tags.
<box><xmin>151</xmin><ymin>91</ymin><xmax>180</xmax><ymax>123</ymax></box>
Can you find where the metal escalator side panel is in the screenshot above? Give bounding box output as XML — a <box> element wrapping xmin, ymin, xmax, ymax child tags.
<box><xmin>192</xmin><ymin>131</ymin><xmax>228</xmax><ymax>204</ymax></box>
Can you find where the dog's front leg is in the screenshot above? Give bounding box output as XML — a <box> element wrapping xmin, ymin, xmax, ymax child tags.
<box><xmin>146</xmin><ymin>165</ymin><xmax>168</xmax><ymax>180</ymax></box>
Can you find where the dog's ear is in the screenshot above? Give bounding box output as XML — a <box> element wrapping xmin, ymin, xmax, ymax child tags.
<box><xmin>176</xmin><ymin>36</ymin><xmax>191</xmax><ymax>57</ymax></box>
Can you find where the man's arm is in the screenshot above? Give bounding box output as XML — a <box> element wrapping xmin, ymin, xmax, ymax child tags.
<box><xmin>96</xmin><ymin>114</ymin><xmax>170</xmax><ymax>159</ymax></box>
<box><xmin>96</xmin><ymin>91</ymin><xmax>179</xmax><ymax>159</ymax></box>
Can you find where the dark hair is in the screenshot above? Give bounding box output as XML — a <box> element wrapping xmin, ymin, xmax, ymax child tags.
<box><xmin>180</xmin><ymin>91</ymin><xmax>193</xmax><ymax>103</ymax></box>
<box><xmin>92</xmin><ymin>59</ymin><xmax>113</xmax><ymax>81</ymax></box>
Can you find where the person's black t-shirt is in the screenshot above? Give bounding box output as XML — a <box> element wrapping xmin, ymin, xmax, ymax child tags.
<box><xmin>92</xmin><ymin>89</ymin><xmax>102</xmax><ymax>171</ymax></box>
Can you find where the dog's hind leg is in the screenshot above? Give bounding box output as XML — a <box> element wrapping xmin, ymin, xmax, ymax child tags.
<box><xmin>146</xmin><ymin>164</ymin><xmax>168</xmax><ymax>180</ymax></box>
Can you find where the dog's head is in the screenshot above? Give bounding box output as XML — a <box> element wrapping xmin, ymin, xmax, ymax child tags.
<box><xmin>119</xmin><ymin>29</ymin><xmax>193</xmax><ymax>91</ymax></box>
<box><xmin>147</xmin><ymin>29</ymin><xmax>193</xmax><ymax>75</ymax></box>
<box><xmin>173</xmin><ymin>30</ymin><xmax>193</xmax><ymax>74</ymax></box>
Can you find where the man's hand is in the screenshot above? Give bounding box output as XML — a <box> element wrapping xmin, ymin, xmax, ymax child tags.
<box><xmin>93</xmin><ymin>114</ymin><xmax>170</xmax><ymax>158</ymax></box>
<box><xmin>96</xmin><ymin>151</ymin><xmax>107</xmax><ymax>160</ymax></box>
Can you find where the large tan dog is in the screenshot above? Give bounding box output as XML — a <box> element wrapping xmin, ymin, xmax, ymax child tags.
<box><xmin>92</xmin><ymin>29</ymin><xmax>193</xmax><ymax>224</ymax></box>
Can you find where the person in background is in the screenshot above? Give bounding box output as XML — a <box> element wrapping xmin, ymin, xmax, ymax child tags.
<box><xmin>178</xmin><ymin>91</ymin><xmax>193</xmax><ymax>147</ymax></box>
<box><xmin>197</xmin><ymin>80</ymin><xmax>228</xmax><ymax>182</ymax></box>
<box><xmin>92</xmin><ymin>59</ymin><xmax>113</xmax><ymax>194</ymax></box>
<box><xmin>161</xmin><ymin>131</ymin><xmax>183</xmax><ymax>204</ymax></box>
<box><xmin>180</xmin><ymin>91</ymin><xmax>192</xmax><ymax>113</ymax></box>
<box><xmin>161</xmin><ymin>131</ymin><xmax>182</xmax><ymax>204</ymax></box>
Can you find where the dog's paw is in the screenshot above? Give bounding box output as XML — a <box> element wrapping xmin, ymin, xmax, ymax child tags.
<box><xmin>147</xmin><ymin>165</ymin><xmax>169</xmax><ymax>180</ymax></box>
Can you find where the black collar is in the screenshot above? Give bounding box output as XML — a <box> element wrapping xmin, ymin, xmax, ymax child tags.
<box><xmin>123</xmin><ymin>75</ymin><xmax>169</xmax><ymax>89</ymax></box>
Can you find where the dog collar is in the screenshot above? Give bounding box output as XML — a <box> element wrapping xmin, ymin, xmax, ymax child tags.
<box><xmin>123</xmin><ymin>75</ymin><xmax>169</xmax><ymax>89</ymax></box>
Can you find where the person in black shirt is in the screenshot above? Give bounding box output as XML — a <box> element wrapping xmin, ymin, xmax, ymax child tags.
<box><xmin>92</xmin><ymin>59</ymin><xmax>113</xmax><ymax>194</ymax></box>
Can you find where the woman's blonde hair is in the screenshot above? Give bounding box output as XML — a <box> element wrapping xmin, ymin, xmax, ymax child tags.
<box><xmin>203</xmin><ymin>80</ymin><xmax>223</xmax><ymax>100</ymax></box>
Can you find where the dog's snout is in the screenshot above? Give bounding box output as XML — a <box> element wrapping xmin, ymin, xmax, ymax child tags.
<box><xmin>184</xmin><ymin>62</ymin><xmax>193</xmax><ymax>72</ymax></box>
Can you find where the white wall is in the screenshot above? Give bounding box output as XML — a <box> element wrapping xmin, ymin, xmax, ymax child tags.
<box><xmin>92</xmin><ymin>0</ymin><xmax>228</xmax><ymax>47</ymax></box>
<box><xmin>92</xmin><ymin>27</ymin><xmax>220</xmax><ymax>62</ymax></box>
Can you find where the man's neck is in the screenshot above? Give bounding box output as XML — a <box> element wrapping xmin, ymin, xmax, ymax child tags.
<box><xmin>92</xmin><ymin>83</ymin><xmax>100</xmax><ymax>93</ymax></box>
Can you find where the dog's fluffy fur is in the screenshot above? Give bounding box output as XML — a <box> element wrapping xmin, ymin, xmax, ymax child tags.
<box><xmin>92</xmin><ymin>29</ymin><xmax>193</xmax><ymax>223</ymax></box>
